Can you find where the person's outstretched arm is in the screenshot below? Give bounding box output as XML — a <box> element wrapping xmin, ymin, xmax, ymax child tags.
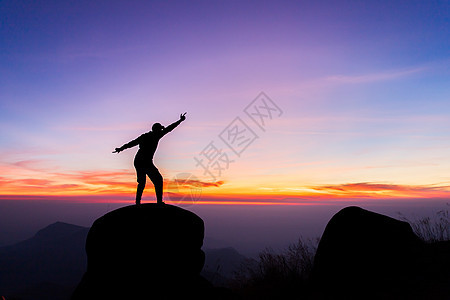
<box><xmin>113</xmin><ymin>136</ymin><xmax>141</xmax><ymax>153</ymax></box>
<box><xmin>161</xmin><ymin>112</ymin><xmax>187</xmax><ymax>136</ymax></box>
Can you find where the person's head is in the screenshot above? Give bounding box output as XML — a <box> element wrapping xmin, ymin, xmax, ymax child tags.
<box><xmin>152</xmin><ymin>123</ymin><xmax>164</xmax><ymax>132</ymax></box>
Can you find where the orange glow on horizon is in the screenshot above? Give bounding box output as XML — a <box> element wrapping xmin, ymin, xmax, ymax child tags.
<box><xmin>1</xmin><ymin>165</ymin><xmax>450</xmax><ymax>203</ymax></box>
<box><xmin>1</xmin><ymin>185</ymin><xmax>450</xmax><ymax>207</ymax></box>
<box><xmin>1</xmin><ymin>180</ymin><xmax>450</xmax><ymax>201</ymax></box>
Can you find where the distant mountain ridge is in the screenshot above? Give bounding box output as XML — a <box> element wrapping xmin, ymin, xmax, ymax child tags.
<box><xmin>202</xmin><ymin>246</ymin><xmax>247</xmax><ymax>286</ymax></box>
<box><xmin>0</xmin><ymin>222</ymin><xmax>89</xmax><ymax>299</ymax></box>
<box><xmin>34</xmin><ymin>222</ymin><xmax>87</xmax><ymax>241</ymax></box>
<box><xmin>0</xmin><ymin>221</ymin><xmax>246</xmax><ymax>300</ymax></box>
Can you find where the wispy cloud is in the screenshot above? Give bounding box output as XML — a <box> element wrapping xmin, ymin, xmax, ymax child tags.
<box><xmin>11</xmin><ymin>160</ymin><xmax>57</xmax><ymax>171</ymax></box>
<box><xmin>0</xmin><ymin>165</ymin><xmax>226</xmax><ymax>197</ymax></box>
<box><xmin>324</xmin><ymin>67</ymin><xmax>426</xmax><ymax>84</ymax></box>
<box><xmin>284</xmin><ymin>65</ymin><xmax>429</xmax><ymax>98</ymax></box>
<box><xmin>171</xmin><ymin>178</ymin><xmax>224</xmax><ymax>188</ymax></box>
<box><xmin>309</xmin><ymin>182</ymin><xmax>450</xmax><ymax>198</ymax></box>
<box><xmin>56</xmin><ymin>122</ymin><xmax>147</xmax><ymax>132</ymax></box>
<box><xmin>2</xmin><ymin>157</ymin><xmax>449</xmax><ymax>202</ymax></box>
<box><xmin>0</xmin><ymin>176</ymin><xmax>85</xmax><ymax>194</ymax></box>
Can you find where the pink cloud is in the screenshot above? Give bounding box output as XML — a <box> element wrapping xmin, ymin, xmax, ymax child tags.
<box><xmin>309</xmin><ymin>182</ymin><xmax>450</xmax><ymax>198</ymax></box>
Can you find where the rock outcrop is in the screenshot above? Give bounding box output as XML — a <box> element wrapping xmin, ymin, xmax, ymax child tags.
<box><xmin>311</xmin><ymin>206</ymin><xmax>450</xmax><ymax>299</ymax></box>
<box><xmin>72</xmin><ymin>204</ymin><xmax>221</xmax><ymax>299</ymax></box>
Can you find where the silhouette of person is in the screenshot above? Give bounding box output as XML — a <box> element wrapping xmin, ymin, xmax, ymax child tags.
<box><xmin>113</xmin><ymin>113</ymin><xmax>187</xmax><ymax>205</ymax></box>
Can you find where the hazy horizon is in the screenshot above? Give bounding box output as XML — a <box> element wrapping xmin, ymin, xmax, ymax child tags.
<box><xmin>1</xmin><ymin>197</ymin><xmax>447</xmax><ymax>256</ymax></box>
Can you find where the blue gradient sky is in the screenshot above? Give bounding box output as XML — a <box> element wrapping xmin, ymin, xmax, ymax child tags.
<box><xmin>1</xmin><ymin>0</ymin><xmax>450</xmax><ymax>200</ymax></box>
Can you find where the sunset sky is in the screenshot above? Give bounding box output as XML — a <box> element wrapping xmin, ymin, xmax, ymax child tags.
<box><xmin>1</xmin><ymin>0</ymin><xmax>450</xmax><ymax>206</ymax></box>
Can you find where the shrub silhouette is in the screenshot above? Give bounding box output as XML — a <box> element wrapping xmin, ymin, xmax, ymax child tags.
<box><xmin>232</xmin><ymin>237</ymin><xmax>318</xmax><ymax>299</ymax></box>
<box><xmin>398</xmin><ymin>205</ymin><xmax>449</xmax><ymax>242</ymax></box>
<box><xmin>230</xmin><ymin>207</ymin><xmax>450</xmax><ymax>299</ymax></box>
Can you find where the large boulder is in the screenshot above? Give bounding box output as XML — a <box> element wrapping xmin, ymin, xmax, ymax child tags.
<box><xmin>311</xmin><ymin>206</ymin><xmax>450</xmax><ymax>299</ymax></box>
<box><xmin>72</xmin><ymin>204</ymin><xmax>216</xmax><ymax>299</ymax></box>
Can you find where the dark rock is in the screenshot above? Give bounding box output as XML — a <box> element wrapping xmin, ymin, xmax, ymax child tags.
<box><xmin>311</xmin><ymin>206</ymin><xmax>450</xmax><ymax>299</ymax></box>
<box><xmin>72</xmin><ymin>204</ymin><xmax>229</xmax><ymax>299</ymax></box>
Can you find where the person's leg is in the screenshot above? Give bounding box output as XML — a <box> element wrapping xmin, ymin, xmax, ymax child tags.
<box><xmin>135</xmin><ymin>167</ymin><xmax>146</xmax><ymax>205</ymax></box>
<box><xmin>148</xmin><ymin>164</ymin><xmax>164</xmax><ymax>204</ymax></box>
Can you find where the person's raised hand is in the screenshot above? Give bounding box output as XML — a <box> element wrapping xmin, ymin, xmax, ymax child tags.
<box><xmin>180</xmin><ymin>112</ymin><xmax>187</xmax><ymax>121</ymax></box>
<box><xmin>113</xmin><ymin>147</ymin><xmax>122</xmax><ymax>153</ymax></box>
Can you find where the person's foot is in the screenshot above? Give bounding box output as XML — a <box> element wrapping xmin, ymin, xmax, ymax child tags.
<box><xmin>157</xmin><ymin>201</ymin><xmax>165</xmax><ymax>205</ymax></box>
<box><xmin>136</xmin><ymin>201</ymin><xmax>141</xmax><ymax>205</ymax></box>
